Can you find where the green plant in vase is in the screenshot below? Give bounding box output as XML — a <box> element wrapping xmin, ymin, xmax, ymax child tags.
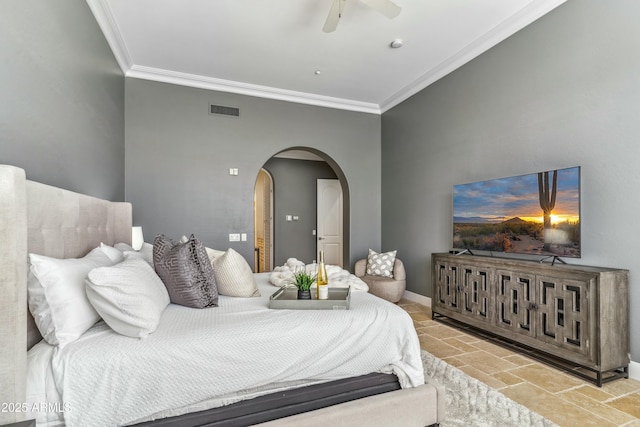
<box><xmin>291</xmin><ymin>269</ymin><xmax>316</xmax><ymax>300</ymax></box>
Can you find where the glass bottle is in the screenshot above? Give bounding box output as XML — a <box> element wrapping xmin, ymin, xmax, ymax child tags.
<box><xmin>316</xmin><ymin>251</ymin><xmax>329</xmax><ymax>300</ymax></box>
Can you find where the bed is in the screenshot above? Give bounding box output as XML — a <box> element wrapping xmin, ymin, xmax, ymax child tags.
<box><xmin>0</xmin><ymin>164</ymin><xmax>445</xmax><ymax>427</ymax></box>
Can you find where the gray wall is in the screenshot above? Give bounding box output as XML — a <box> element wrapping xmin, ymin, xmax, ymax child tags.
<box><xmin>125</xmin><ymin>79</ymin><xmax>381</xmax><ymax>267</ymax></box>
<box><xmin>0</xmin><ymin>0</ymin><xmax>125</xmax><ymax>201</ymax></box>
<box><xmin>381</xmin><ymin>0</ymin><xmax>640</xmax><ymax>361</ymax></box>
<box><xmin>263</xmin><ymin>157</ymin><xmax>338</xmax><ymax>266</ymax></box>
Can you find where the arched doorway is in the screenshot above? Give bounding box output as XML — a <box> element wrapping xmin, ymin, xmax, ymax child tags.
<box><xmin>253</xmin><ymin>169</ymin><xmax>273</xmax><ymax>273</ymax></box>
<box><xmin>253</xmin><ymin>147</ymin><xmax>350</xmax><ymax>270</ymax></box>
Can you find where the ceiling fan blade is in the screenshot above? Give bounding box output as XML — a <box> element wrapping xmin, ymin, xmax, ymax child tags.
<box><xmin>361</xmin><ymin>0</ymin><xmax>401</xmax><ymax>19</ymax></box>
<box><xmin>322</xmin><ymin>0</ymin><xmax>343</xmax><ymax>33</ymax></box>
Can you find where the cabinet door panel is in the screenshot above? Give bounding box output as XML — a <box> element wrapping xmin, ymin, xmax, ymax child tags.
<box><xmin>433</xmin><ymin>261</ymin><xmax>460</xmax><ymax>312</ymax></box>
<box><xmin>495</xmin><ymin>270</ymin><xmax>536</xmax><ymax>338</ymax></box>
<box><xmin>536</xmin><ymin>275</ymin><xmax>593</xmax><ymax>360</ymax></box>
<box><xmin>460</xmin><ymin>265</ymin><xmax>493</xmax><ymax>322</ymax></box>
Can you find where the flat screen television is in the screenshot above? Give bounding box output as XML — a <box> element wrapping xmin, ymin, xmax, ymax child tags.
<box><xmin>453</xmin><ymin>166</ymin><xmax>581</xmax><ymax>258</ymax></box>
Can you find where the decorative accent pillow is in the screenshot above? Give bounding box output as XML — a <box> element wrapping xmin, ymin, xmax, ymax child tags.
<box><xmin>212</xmin><ymin>248</ymin><xmax>260</xmax><ymax>297</ymax></box>
<box><xmin>86</xmin><ymin>257</ymin><xmax>170</xmax><ymax>338</ymax></box>
<box><xmin>366</xmin><ymin>249</ymin><xmax>397</xmax><ymax>278</ymax></box>
<box><xmin>27</xmin><ymin>246</ymin><xmax>115</xmax><ymax>347</ymax></box>
<box><xmin>153</xmin><ymin>235</ymin><xmax>218</xmax><ymax>308</ymax></box>
<box><xmin>180</xmin><ymin>235</ymin><xmax>225</xmax><ymax>263</ymax></box>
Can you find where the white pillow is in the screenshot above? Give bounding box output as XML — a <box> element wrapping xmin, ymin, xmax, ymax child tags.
<box><xmin>99</xmin><ymin>243</ymin><xmax>125</xmax><ymax>264</ymax></box>
<box><xmin>205</xmin><ymin>247</ymin><xmax>226</xmax><ymax>263</ymax></box>
<box><xmin>28</xmin><ymin>247</ymin><xmax>114</xmax><ymax>347</ymax></box>
<box><xmin>86</xmin><ymin>257</ymin><xmax>170</xmax><ymax>338</ymax></box>
<box><xmin>123</xmin><ymin>242</ymin><xmax>154</xmax><ymax>266</ymax></box>
<box><xmin>140</xmin><ymin>242</ymin><xmax>154</xmax><ymax>264</ymax></box>
<box><xmin>114</xmin><ymin>242</ymin><xmax>135</xmax><ymax>252</ymax></box>
<box><xmin>212</xmin><ymin>248</ymin><xmax>260</xmax><ymax>297</ymax></box>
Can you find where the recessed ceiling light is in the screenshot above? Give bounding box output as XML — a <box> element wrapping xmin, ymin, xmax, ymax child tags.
<box><xmin>389</xmin><ymin>39</ymin><xmax>403</xmax><ymax>49</ymax></box>
<box><xmin>314</xmin><ymin>70</ymin><xmax>322</xmax><ymax>75</ymax></box>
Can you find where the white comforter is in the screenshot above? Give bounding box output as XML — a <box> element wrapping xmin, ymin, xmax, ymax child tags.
<box><xmin>27</xmin><ymin>273</ymin><xmax>423</xmax><ymax>427</ymax></box>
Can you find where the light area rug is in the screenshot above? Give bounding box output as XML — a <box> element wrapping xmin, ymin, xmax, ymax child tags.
<box><xmin>421</xmin><ymin>351</ymin><xmax>559</xmax><ymax>427</ymax></box>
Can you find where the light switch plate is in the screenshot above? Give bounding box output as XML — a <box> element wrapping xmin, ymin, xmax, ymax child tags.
<box><xmin>229</xmin><ymin>233</ymin><xmax>241</xmax><ymax>242</ymax></box>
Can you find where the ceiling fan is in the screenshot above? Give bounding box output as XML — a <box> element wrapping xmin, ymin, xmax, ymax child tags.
<box><xmin>322</xmin><ymin>0</ymin><xmax>402</xmax><ymax>33</ymax></box>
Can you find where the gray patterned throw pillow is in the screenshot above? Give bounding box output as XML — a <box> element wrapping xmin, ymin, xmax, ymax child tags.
<box><xmin>366</xmin><ymin>249</ymin><xmax>397</xmax><ymax>278</ymax></box>
<box><xmin>153</xmin><ymin>234</ymin><xmax>219</xmax><ymax>308</ymax></box>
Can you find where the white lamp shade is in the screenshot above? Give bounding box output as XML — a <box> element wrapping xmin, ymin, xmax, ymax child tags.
<box><xmin>131</xmin><ymin>226</ymin><xmax>144</xmax><ymax>251</ymax></box>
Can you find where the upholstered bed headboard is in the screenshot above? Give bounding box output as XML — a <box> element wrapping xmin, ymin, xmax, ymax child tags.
<box><xmin>0</xmin><ymin>164</ymin><xmax>132</xmax><ymax>424</ymax></box>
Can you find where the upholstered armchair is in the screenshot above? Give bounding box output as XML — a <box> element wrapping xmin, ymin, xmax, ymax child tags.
<box><xmin>354</xmin><ymin>258</ymin><xmax>406</xmax><ymax>303</ymax></box>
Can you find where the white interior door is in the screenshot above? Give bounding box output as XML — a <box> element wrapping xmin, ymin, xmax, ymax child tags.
<box><xmin>317</xmin><ymin>179</ymin><xmax>343</xmax><ymax>267</ymax></box>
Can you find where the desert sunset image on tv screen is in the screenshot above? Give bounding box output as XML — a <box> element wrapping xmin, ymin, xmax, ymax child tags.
<box><xmin>453</xmin><ymin>167</ymin><xmax>581</xmax><ymax>258</ymax></box>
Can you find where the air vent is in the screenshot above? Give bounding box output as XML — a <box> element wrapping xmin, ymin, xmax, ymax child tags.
<box><xmin>209</xmin><ymin>104</ymin><xmax>240</xmax><ymax>118</ymax></box>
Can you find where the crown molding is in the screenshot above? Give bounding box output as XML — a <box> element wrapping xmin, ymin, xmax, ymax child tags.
<box><xmin>88</xmin><ymin>0</ymin><xmax>566</xmax><ymax>116</ymax></box>
<box><xmin>379</xmin><ymin>0</ymin><xmax>567</xmax><ymax>113</ymax></box>
<box><xmin>125</xmin><ymin>65</ymin><xmax>381</xmax><ymax>114</ymax></box>
<box><xmin>88</xmin><ymin>0</ymin><xmax>379</xmax><ymax>114</ymax></box>
<box><xmin>86</xmin><ymin>0</ymin><xmax>133</xmax><ymax>72</ymax></box>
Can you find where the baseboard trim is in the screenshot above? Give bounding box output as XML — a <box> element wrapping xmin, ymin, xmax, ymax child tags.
<box><xmin>629</xmin><ymin>360</ymin><xmax>640</xmax><ymax>381</ymax></box>
<box><xmin>402</xmin><ymin>290</ymin><xmax>431</xmax><ymax>307</ymax></box>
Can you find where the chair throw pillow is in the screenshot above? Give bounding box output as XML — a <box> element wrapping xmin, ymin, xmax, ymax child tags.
<box><xmin>153</xmin><ymin>234</ymin><xmax>218</xmax><ymax>308</ymax></box>
<box><xmin>366</xmin><ymin>249</ymin><xmax>397</xmax><ymax>278</ymax></box>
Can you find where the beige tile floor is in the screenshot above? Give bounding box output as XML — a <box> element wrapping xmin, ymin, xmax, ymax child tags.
<box><xmin>398</xmin><ymin>300</ymin><xmax>640</xmax><ymax>427</ymax></box>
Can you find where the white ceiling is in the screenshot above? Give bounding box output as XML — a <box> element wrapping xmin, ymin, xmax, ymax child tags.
<box><xmin>87</xmin><ymin>0</ymin><xmax>566</xmax><ymax>114</ymax></box>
